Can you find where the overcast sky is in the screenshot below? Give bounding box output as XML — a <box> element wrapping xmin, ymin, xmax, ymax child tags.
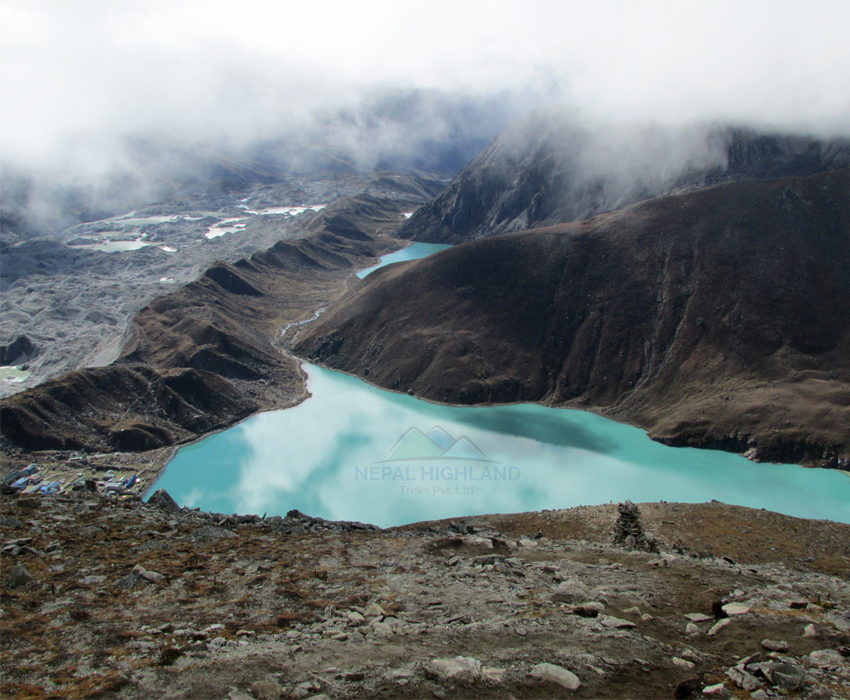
<box><xmin>2</xmin><ymin>0</ymin><xmax>849</xmax><ymax>172</ymax></box>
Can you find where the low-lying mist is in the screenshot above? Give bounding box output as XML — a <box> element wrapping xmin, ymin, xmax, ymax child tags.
<box><xmin>2</xmin><ymin>0</ymin><xmax>849</xmax><ymax>237</ymax></box>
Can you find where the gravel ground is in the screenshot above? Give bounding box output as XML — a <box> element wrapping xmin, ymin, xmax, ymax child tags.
<box><xmin>2</xmin><ymin>492</ymin><xmax>849</xmax><ymax>699</ymax></box>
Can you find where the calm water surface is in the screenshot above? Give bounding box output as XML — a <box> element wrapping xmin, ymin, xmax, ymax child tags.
<box><xmin>149</xmin><ymin>363</ymin><xmax>850</xmax><ymax>527</ymax></box>
<box><xmin>356</xmin><ymin>243</ymin><xmax>452</xmax><ymax>278</ymax></box>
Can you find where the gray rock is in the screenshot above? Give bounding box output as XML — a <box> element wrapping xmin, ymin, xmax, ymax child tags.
<box><xmin>426</xmin><ymin>656</ymin><xmax>482</xmax><ymax>683</ymax></box>
<box><xmin>346</xmin><ymin>611</ymin><xmax>365</xmax><ymax>625</ymax></box>
<box><xmin>191</xmin><ymin>526</ymin><xmax>237</xmax><ymax>543</ymax></box>
<box><xmin>760</xmin><ymin>639</ymin><xmax>789</xmax><ymax>652</ymax></box>
<box><xmin>5</xmin><ymin>562</ymin><xmax>34</xmax><ymax>588</ymax></box>
<box><xmin>599</xmin><ymin>616</ymin><xmax>636</xmax><ymax>629</ymax></box>
<box><xmin>802</xmin><ymin>623</ymin><xmax>817</xmax><ymax>638</ymax></box>
<box><xmin>528</xmin><ymin>662</ymin><xmax>581</xmax><ymax>690</ymax></box>
<box><xmin>227</xmin><ymin>691</ymin><xmax>254</xmax><ymax>700</ymax></box>
<box><xmin>115</xmin><ymin>571</ymin><xmax>147</xmax><ymax>590</ymax></box>
<box><xmin>684</xmin><ymin>612</ymin><xmax>713</xmax><ymax>622</ymax></box>
<box><xmin>808</xmin><ymin>649</ymin><xmax>845</xmax><ymax>668</ymax></box>
<box><xmin>766</xmin><ymin>662</ymin><xmax>806</xmax><ymax>690</ymax></box>
<box><xmin>722</xmin><ymin>602</ymin><xmax>750</xmax><ymax>616</ymax></box>
<box><xmin>701</xmin><ymin>682</ymin><xmax>731</xmax><ymax>697</ymax></box>
<box><xmin>685</xmin><ymin>623</ymin><xmax>701</xmax><ymax>635</ymax></box>
<box><xmin>132</xmin><ymin>564</ymin><xmax>164</xmax><ymax>582</ymax></box>
<box><xmin>550</xmin><ymin>581</ymin><xmax>592</xmax><ymax>604</ymax></box>
<box><xmin>251</xmin><ymin>680</ymin><xmax>283</xmax><ymax>699</ymax></box>
<box><xmin>363</xmin><ymin>603</ymin><xmax>385</xmax><ymax>618</ymax></box>
<box><xmin>146</xmin><ymin>489</ymin><xmax>182</xmax><ymax>515</ymax></box>
<box><xmin>708</xmin><ymin>618</ymin><xmax>732</xmax><ymax>636</ymax></box>
<box><xmin>726</xmin><ymin>666</ymin><xmax>764</xmax><ymax>691</ymax></box>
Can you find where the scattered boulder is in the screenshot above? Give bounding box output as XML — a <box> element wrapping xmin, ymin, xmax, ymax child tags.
<box><xmin>700</xmin><ymin>682</ymin><xmax>731</xmax><ymax>697</ymax></box>
<box><xmin>528</xmin><ymin>662</ymin><xmax>581</xmax><ymax>690</ymax></box>
<box><xmin>808</xmin><ymin>649</ymin><xmax>845</xmax><ymax>668</ymax></box>
<box><xmin>722</xmin><ymin>602</ymin><xmax>750</xmax><ymax>616</ymax></box>
<box><xmin>5</xmin><ymin>562</ymin><xmax>34</xmax><ymax>588</ymax></box>
<box><xmin>132</xmin><ymin>564</ymin><xmax>164</xmax><ymax>582</ymax></box>
<box><xmin>761</xmin><ymin>639</ymin><xmax>789</xmax><ymax>652</ymax></box>
<box><xmin>727</xmin><ymin>666</ymin><xmax>764</xmax><ymax>691</ymax></box>
<box><xmin>115</xmin><ymin>570</ymin><xmax>148</xmax><ymax>590</ymax></box>
<box><xmin>146</xmin><ymin>489</ymin><xmax>182</xmax><ymax>515</ymax></box>
<box><xmin>228</xmin><ymin>691</ymin><xmax>254</xmax><ymax>700</ymax></box>
<box><xmin>599</xmin><ymin>616</ymin><xmax>636</xmax><ymax>629</ymax></box>
<box><xmin>191</xmin><ymin>526</ymin><xmax>238</xmax><ymax>544</ymax></box>
<box><xmin>251</xmin><ymin>680</ymin><xmax>283</xmax><ymax>699</ymax></box>
<box><xmin>708</xmin><ymin>619</ymin><xmax>732</xmax><ymax>636</ymax></box>
<box><xmin>425</xmin><ymin>656</ymin><xmax>482</xmax><ymax>684</ymax></box>
<box><xmin>549</xmin><ymin>580</ymin><xmax>592</xmax><ymax>604</ymax></box>
<box><xmin>766</xmin><ymin>662</ymin><xmax>806</xmax><ymax>690</ymax></box>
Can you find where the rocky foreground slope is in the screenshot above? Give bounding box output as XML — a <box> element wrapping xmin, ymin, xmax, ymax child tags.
<box><xmin>1</xmin><ymin>490</ymin><xmax>849</xmax><ymax>699</ymax></box>
<box><xmin>399</xmin><ymin>107</ymin><xmax>850</xmax><ymax>244</ymax></box>
<box><xmin>294</xmin><ymin>169</ymin><xmax>850</xmax><ymax>468</ymax></box>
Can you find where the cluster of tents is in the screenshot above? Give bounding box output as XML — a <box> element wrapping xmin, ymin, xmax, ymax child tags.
<box><xmin>2</xmin><ymin>464</ymin><xmax>141</xmax><ymax>497</ymax></box>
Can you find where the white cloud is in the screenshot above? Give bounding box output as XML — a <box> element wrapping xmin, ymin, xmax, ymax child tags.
<box><xmin>1</xmin><ymin>0</ymin><xmax>848</xmax><ymax>177</ymax></box>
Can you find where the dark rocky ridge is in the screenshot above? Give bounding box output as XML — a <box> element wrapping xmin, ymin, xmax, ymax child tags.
<box><xmin>294</xmin><ymin>169</ymin><xmax>850</xmax><ymax>468</ymax></box>
<box><xmin>0</xmin><ymin>172</ymin><xmax>446</xmax><ymax>397</ymax></box>
<box><xmin>0</xmin><ymin>195</ymin><xmax>409</xmax><ymax>454</ymax></box>
<box><xmin>399</xmin><ymin>107</ymin><xmax>850</xmax><ymax>244</ymax></box>
<box><xmin>0</xmin><ymin>335</ymin><xmax>38</xmax><ymax>366</ymax></box>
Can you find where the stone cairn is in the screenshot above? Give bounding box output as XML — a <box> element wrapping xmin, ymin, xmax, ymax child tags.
<box><xmin>612</xmin><ymin>500</ymin><xmax>658</xmax><ymax>552</ymax></box>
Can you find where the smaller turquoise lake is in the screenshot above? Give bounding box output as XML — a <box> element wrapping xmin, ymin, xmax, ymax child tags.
<box><xmin>149</xmin><ymin>363</ymin><xmax>850</xmax><ymax>527</ymax></box>
<box><xmin>356</xmin><ymin>243</ymin><xmax>452</xmax><ymax>278</ymax></box>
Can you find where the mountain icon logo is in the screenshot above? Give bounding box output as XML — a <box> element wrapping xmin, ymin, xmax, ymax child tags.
<box><xmin>382</xmin><ymin>426</ymin><xmax>496</xmax><ymax>463</ymax></box>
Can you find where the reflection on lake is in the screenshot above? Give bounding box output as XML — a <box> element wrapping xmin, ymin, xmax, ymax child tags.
<box><xmin>148</xmin><ymin>364</ymin><xmax>850</xmax><ymax>528</ymax></box>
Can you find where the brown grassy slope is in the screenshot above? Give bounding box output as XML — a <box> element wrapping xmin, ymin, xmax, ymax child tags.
<box><xmin>0</xmin><ymin>195</ymin><xmax>407</xmax><ymax>454</ymax></box>
<box><xmin>294</xmin><ymin>170</ymin><xmax>850</xmax><ymax>467</ymax></box>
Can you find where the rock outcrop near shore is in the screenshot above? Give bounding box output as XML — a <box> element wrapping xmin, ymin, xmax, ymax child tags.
<box><xmin>295</xmin><ymin>170</ymin><xmax>850</xmax><ymax>468</ymax></box>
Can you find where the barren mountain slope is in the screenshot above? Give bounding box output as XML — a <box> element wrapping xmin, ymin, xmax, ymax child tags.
<box><xmin>399</xmin><ymin>107</ymin><xmax>850</xmax><ymax>244</ymax></box>
<box><xmin>0</xmin><ymin>195</ymin><xmax>409</xmax><ymax>457</ymax></box>
<box><xmin>294</xmin><ymin>170</ymin><xmax>850</xmax><ymax>468</ymax></box>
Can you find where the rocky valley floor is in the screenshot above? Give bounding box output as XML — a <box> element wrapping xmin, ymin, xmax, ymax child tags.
<box><xmin>1</xmin><ymin>492</ymin><xmax>849</xmax><ymax>700</ymax></box>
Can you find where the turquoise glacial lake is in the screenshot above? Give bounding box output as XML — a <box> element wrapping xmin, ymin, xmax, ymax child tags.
<box><xmin>356</xmin><ymin>242</ymin><xmax>452</xmax><ymax>279</ymax></box>
<box><xmin>149</xmin><ymin>363</ymin><xmax>850</xmax><ymax>527</ymax></box>
<box><xmin>148</xmin><ymin>242</ymin><xmax>850</xmax><ymax>527</ymax></box>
